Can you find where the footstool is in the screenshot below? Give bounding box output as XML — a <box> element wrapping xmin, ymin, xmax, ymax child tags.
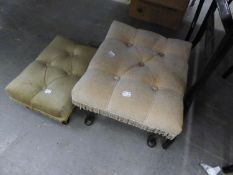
<box><xmin>5</xmin><ymin>36</ymin><xmax>96</xmax><ymax>124</ymax></box>
<box><xmin>72</xmin><ymin>21</ymin><xmax>192</xmax><ymax>146</ymax></box>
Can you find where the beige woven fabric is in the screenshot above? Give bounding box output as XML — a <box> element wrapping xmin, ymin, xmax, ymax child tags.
<box><xmin>72</xmin><ymin>21</ymin><xmax>192</xmax><ymax>139</ymax></box>
<box><xmin>6</xmin><ymin>36</ymin><xmax>96</xmax><ymax>123</ymax></box>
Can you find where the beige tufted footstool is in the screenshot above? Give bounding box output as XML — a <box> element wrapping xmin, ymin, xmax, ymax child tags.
<box><xmin>72</xmin><ymin>21</ymin><xmax>192</xmax><ymax>141</ymax></box>
<box><xmin>6</xmin><ymin>36</ymin><xmax>96</xmax><ymax>123</ymax></box>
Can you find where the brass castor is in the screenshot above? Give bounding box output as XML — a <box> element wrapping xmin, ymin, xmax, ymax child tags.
<box><xmin>62</xmin><ymin>118</ymin><xmax>70</xmax><ymax>125</ymax></box>
<box><xmin>147</xmin><ymin>134</ymin><xmax>157</xmax><ymax>148</ymax></box>
<box><xmin>84</xmin><ymin>115</ymin><xmax>95</xmax><ymax>126</ymax></box>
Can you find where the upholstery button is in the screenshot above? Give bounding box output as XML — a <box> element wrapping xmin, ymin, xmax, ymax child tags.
<box><xmin>41</xmin><ymin>62</ymin><xmax>46</xmax><ymax>67</ymax></box>
<box><xmin>127</xmin><ymin>42</ymin><xmax>133</xmax><ymax>47</ymax></box>
<box><xmin>113</xmin><ymin>75</ymin><xmax>120</xmax><ymax>81</ymax></box>
<box><xmin>50</xmin><ymin>62</ymin><xmax>55</xmax><ymax>66</ymax></box>
<box><xmin>73</xmin><ymin>49</ymin><xmax>80</xmax><ymax>56</ymax></box>
<box><xmin>151</xmin><ymin>86</ymin><xmax>158</xmax><ymax>91</ymax></box>
<box><xmin>138</xmin><ymin>62</ymin><xmax>144</xmax><ymax>67</ymax></box>
<box><xmin>65</xmin><ymin>52</ymin><xmax>73</xmax><ymax>57</ymax></box>
<box><xmin>66</xmin><ymin>71</ymin><xmax>72</xmax><ymax>75</ymax></box>
<box><xmin>158</xmin><ymin>52</ymin><xmax>165</xmax><ymax>57</ymax></box>
<box><xmin>64</xmin><ymin>51</ymin><xmax>70</xmax><ymax>56</ymax></box>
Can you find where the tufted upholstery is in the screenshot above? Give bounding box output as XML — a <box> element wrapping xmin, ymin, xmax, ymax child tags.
<box><xmin>6</xmin><ymin>36</ymin><xmax>96</xmax><ymax>123</ymax></box>
<box><xmin>72</xmin><ymin>21</ymin><xmax>192</xmax><ymax>139</ymax></box>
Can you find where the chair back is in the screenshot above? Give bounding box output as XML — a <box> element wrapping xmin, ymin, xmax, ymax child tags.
<box><xmin>186</xmin><ymin>0</ymin><xmax>233</xmax><ymax>47</ymax></box>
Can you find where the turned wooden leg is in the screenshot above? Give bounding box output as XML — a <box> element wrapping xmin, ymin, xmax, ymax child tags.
<box><xmin>84</xmin><ymin>113</ymin><xmax>96</xmax><ymax>126</ymax></box>
<box><xmin>222</xmin><ymin>164</ymin><xmax>233</xmax><ymax>173</ymax></box>
<box><xmin>62</xmin><ymin>118</ymin><xmax>70</xmax><ymax>125</ymax></box>
<box><xmin>147</xmin><ymin>133</ymin><xmax>157</xmax><ymax>148</ymax></box>
<box><xmin>162</xmin><ymin>138</ymin><xmax>176</xmax><ymax>150</ymax></box>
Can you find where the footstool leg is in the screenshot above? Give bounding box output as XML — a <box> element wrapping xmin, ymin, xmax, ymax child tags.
<box><xmin>84</xmin><ymin>113</ymin><xmax>96</xmax><ymax>126</ymax></box>
<box><xmin>147</xmin><ymin>133</ymin><xmax>157</xmax><ymax>148</ymax></box>
<box><xmin>222</xmin><ymin>164</ymin><xmax>233</xmax><ymax>173</ymax></box>
<box><xmin>62</xmin><ymin>118</ymin><xmax>70</xmax><ymax>125</ymax></box>
<box><xmin>162</xmin><ymin>138</ymin><xmax>176</xmax><ymax>150</ymax></box>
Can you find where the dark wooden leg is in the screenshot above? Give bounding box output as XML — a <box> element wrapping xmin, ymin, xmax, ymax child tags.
<box><xmin>162</xmin><ymin>138</ymin><xmax>176</xmax><ymax>150</ymax></box>
<box><xmin>62</xmin><ymin>118</ymin><xmax>70</xmax><ymax>125</ymax></box>
<box><xmin>84</xmin><ymin>112</ymin><xmax>96</xmax><ymax>126</ymax></box>
<box><xmin>147</xmin><ymin>133</ymin><xmax>157</xmax><ymax>148</ymax></box>
<box><xmin>222</xmin><ymin>65</ymin><xmax>233</xmax><ymax>79</ymax></box>
<box><xmin>185</xmin><ymin>34</ymin><xmax>233</xmax><ymax>109</ymax></box>
<box><xmin>222</xmin><ymin>164</ymin><xmax>233</xmax><ymax>173</ymax></box>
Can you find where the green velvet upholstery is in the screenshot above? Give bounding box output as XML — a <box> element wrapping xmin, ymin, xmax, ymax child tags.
<box><xmin>5</xmin><ymin>36</ymin><xmax>96</xmax><ymax>123</ymax></box>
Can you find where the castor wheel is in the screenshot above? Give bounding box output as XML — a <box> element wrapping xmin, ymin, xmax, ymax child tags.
<box><xmin>147</xmin><ymin>134</ymin><xmax>157</xmax><ymax>148</ymax></box>
<box><xmin>62</xmin><ymin>118</ymin><xmax>70</xmax><ymax>125</ymax></box>
<box><xmin>84</xmin><ymin>115</ymin><xmax>95</xmax><ymax>126</ymax></box>
<box><xmin>222</xmin><ymin>164</ymin><xmax>233</xmax><ymax>173</ymax></box>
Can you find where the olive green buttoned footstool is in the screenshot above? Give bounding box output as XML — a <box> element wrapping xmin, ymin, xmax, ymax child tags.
<box><xmin>5</xmin><ymin>36</ymin><xmax>96</xmax><ymax>124</ymax></box>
